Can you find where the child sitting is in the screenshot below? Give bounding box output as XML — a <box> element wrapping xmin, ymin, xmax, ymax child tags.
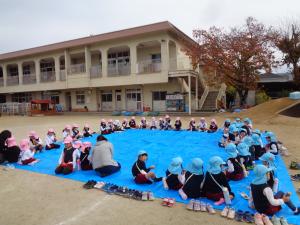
<box><xmin>129</xmin><ymin>117</ymin><xmax>137</xmax><ymax>128</ymax></box>
<box><xmin>259</xmin><ymin>152</ymin><xmax>278</xmax><ymax>193</ymax></box>
<box><xmin>79</xmin><ymin>142</ymin><xmax>93</xmax><ymax>170</ymax></box>
<box><xmin>72</xmin><ymin>124</ymin><xmax>82</xmax><ymax>139</ymax></box>
<box><xmin>252</xmin><ymin>131</ymin><xmax>265</xmax><ymax>159</ymax></box>
<box><xmin>223</xmin><ymin>119</ymin><xmax>231</xmax><ymax>130</ymax></box>
<box><xmin>218</xmin><ymin>132</ymin><xmax>229</xmax><ymax>148</ymax></box>
<box><xmin>199</xmin><ymin>117</ymin><xmax>208</xmax><ymax>132</ymax></box>
<box><xmin>203</xmin><ymin>156</ymin><xmax>235</xmax><ymax>205</ymax></box>
<box><xmin>113</xmin><ymin>120</ymin><xmax>123</xmax><ymax>131</ymax></box>
<box><xmin>62</xmin><ymin>125</ymin><xmax>72</xmax><ymax>139</ymax></box>
<box><xmin>5</xmin><ymin>136</ymin><xmax>21</xmax><ymax>163</ymax></box>
<box><xmin>139</xmin><ymin>117</ymin><xmax>147</xmax><ymax>129</ymax></box>
<box><xmin>188</xmin><ymin>118</ymin><xmax>197</xmax><ymax>131</ymax></box>
<box><xmin>19</xmin><ymin>139</ymin><xmax>39</xmax><ymax>165</ymax></box>
<box><xmin>242</xmin><ymin>136</ymin><xmax>256</xmax><ymax>161</ymax></box>
<box><xmin>45</xmin><ymin>129</ymin><xmax>60</xmax><ymax>150</ymax></box>
<box><xmin>83</xmin><ymin>123</ymin><xmax>94</xmax><ymax>137</ymax></box>
<box><xmin>265</xmin><ymin>132</ymin><xmax>278</xmax><ymax>155</ymax></box>
<box><xmin>163</xmin><ymin>157</ymin><xmax>185</xmax><ymax>190</ymax></box>
<box><xmin>164</xmin><ymin>115</ymin><xmax>172</xmax><ymax>130</ymax></box>
<box><xmin>55</xmin><ymin>136</ymin><xmax>79</xmax><ymax>175</ymax></box>
<box><xmin>225</xmin><ymin>143</ymin><xmax>245</xmax><ymax>181</ymax></box>
<box><xmin>174</xmin><ymin>117</ymin><xmax>182</xmax><ymax>131</ymax></box>
<box><xmin>179</xmin><ymin>158</ymin><xmax>205</xmax><ymax>200</ymax></box>
<box><xmin>242</xmin><ymin>118</ymin><xmax>252</xmax><ymax>135</ymax></box>
<box><xmin>159</xmin><ymin>118</ymin><xmax>164</xmax><ymax>130</ymax></box>
<box><xmin>122</xmin><ymin>118</ymin><xmax>130</xmax><ymax>129</ymax></box>
<box><xmin>100</xmin><ymin>119</ymin><xmax>108</xmax><ymax>134</ymax></box>
<box><xmin>208</xmin><ymin>119</ymin><xmax>218</xmax><ymax>133</ymax></box>
<box><xmin>239</xmin><ymin>128</ymin><xmax>247</xmax><ymax>142</ymax></box>
<box><xmin>107</xmin><ymin>119</ymin><xmax>114</xmax><ymax>133</ymax></box>
<box><xmin>150</xmin><ymin>117</ymin><xmax>158</xmax><ymax>130</ymax></box>
<box><xmin>237</xmin><ymin>142</ymin><xmax>253</xmax><ymax>170</ymax></box>
<box><xmin>131</xmin><ymin>150</ymin><xmax>162</xmax><ymax>184</ymax></box>
<box><xmin>228</xmin><ymin>125</ymin><xmax>240</xmax><ymax>144</ymax></box>
<box><xmin>28</xmin><ymin>131</ymin><xmax>43</xmax><ymax>152</ymax></box>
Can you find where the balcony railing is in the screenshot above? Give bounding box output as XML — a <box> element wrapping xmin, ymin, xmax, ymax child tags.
<box><xmin>0</xmin><ymin>77</ymin><xmax>3</xmax><ymax>86</ymax></box>
<box><xmin>60</xmin><ymin>70</ymin><xmax>66</xmax><ymax>81</ymax></box>
<box><xmin>90</xmin><ymin>65</ymin><xmax>102</xmax><ymax>78</ymax></box>
<box><xmin>23</xmin><ymin>73</ymin><xmax>36</xmax><ymax>84</ymax></box>
<box><xmin>169</xmin><ymin>57</ymin><xmax>195</xmax><ymax>71</ymax></box>
<box><xmin>68</xmin><ymin>63</ymin><xmax>86</xmax><ymax>75</ymax></box>
<box><xmin>108</xmin><ymin>63</ymin><xmax>131</xmax><ymax>76</ymax></box>
<box><xmin>40</xmin><ymin>71</ymin><xmax>56</xmax><ymax>82</ymax></box>
<box><xmin>137</xmin><ymin>60</ymin><xmax>161</xmax><ymax>74</ymax></box>
<box><xmin>7</xmin><ymin>76</ymin><xmax>19</xmax><ymax>86</ymax></box>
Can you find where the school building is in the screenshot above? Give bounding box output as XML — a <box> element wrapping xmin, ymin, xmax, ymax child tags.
<box><xmin>0</xmin><ymin>21</ymin><xmax>226</xmax><ymax>114</ymax></box>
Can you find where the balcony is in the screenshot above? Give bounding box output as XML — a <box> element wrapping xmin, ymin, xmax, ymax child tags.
<box><xmin>0</xmin><ymin>77</ymin><xmax>3</xmax><ymax>86</ymax></box>
<box><xmin>137</xmin><ymin>59</ymin><xmax>161</xmax><ymax>74</ymax></box>
<box><xmin>108</xmin><ymin>63</ymin><xmax>130</xmax><ymax>76</ymax></box>
<box><xmin>23</xmin><ymin>74</ymin><xmax>36</xmax><ymax>84</ymax></box>
<box><xmin>90</xmin><ymin>65</ymin><xmax>102</xmax><ymax>79</ymax></box>
<box><xmin>7</xmin><ymin>76</ymin><xmax>19</xmax><ymax>86</ymax></box>
<box><xmin>69</xmin><ymin>64</ymin><xmax>86</xmax><ymax>75</ymax></box>
<box><xmin>40</xmin><ymin>71</ymin><xmax>56</xmax><ymax>83</ymax></box>
<box><xmin>60</xmin><ymin>70</ymin><xmax>66</xmax><ymax>81</ymax></box>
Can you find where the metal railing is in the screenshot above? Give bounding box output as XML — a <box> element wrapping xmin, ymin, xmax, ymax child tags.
<box><xmin>68</xmin><ymin>63</ymin><xmax>86</xmax><ymax>75</ymax></box>
<box><xmin>40</xmin><ymin>71</ymin><xmax>56</xmax><ymax>82</ymax></box>
<box><xmin>216</xmin><ymin>83</ymin><xmax>227</xmax><ymax>109</ymax></box>
<box><xmin>137</xmin><ymin>60</ymin><xmax>161</xmax><ymax>74</ymax></box>
<box><xmin>60</xmin><ymin>70</ymin><xmax>66</xmax><ymax>81</ymax></box>
<box><xmin>0</xmin><ymin>77</ymin><xmax>3</xmax><ymax>86</ymax></box>
<box><xmin>23</xmin><ymin>74</ymin><xmax>36</xmax><ymax>84</ymax></box>
<box><xmin>0</xmin><ymin>102</ymin><xmax>31</xmax><ymax>115</ymax></box>
<box><xmin>90</xmin><ymin>65</ymin><xmax>102</xmax><ymax>78</ymax></box>
<box><xmin>108</xmin><ymin>63</ymin><xmax>131</xmax><ymax>76</ymax></box>
<box><xmin>6</xmin><ymin>76</ymin><xmax>19</xmax><ymax>86</ymax></box>
<box><xmin>169</xmin><ymin>56</ymin><xmax>195</xmax><ymax>71</ymax></box>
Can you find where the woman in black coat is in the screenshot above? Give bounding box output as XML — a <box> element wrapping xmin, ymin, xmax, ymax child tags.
<box><xmin>0</xmin><ymin>130</ymin><xmax>12</xmax><ymax>163</ymax></box>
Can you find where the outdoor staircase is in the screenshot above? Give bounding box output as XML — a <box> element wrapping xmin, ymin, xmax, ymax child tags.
<box><xmin>201</xmin><ymin>91</ymin><xmax>219</xmax><ymax>111</ymax></box>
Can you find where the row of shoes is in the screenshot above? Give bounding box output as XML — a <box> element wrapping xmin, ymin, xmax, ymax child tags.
<box><xmin>186</xmin><ymin>199</ymin><xmax>215</xmax><ymax>214</ymax></box>
<box><xmin>83</xmin><ymin>180</ymin><xmax>155</xmax><ymax>201</ymax></box>
<box><xmin>254</xmin><ymin>213</ymin><xmax>289</xmax><ymax>225</ymax></box>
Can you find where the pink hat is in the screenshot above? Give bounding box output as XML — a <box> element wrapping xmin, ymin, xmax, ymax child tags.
<box><xmin>84</xmin><ymin>123</ymin><xmax>90</xmax><ymax>128</ymax></box>
<box><xmin>159</xmin><ymin>117</ymin><xmax>163</xmax><ymax>120</ymax></box>
<box><xmin>72</xmin><ymin>123</ymin><xmax>79</xmax><ymax>128</ymax></box>
<box><xmin>131</xmin><ymin>116</ymin><xmax>135</xmax><ymax>120</ymax></box>
<box><xmin>142</xmin><ymin>117</ymin><xmax>146</xmax><ymax>120</ymax></box>
<box><xmin>83</xmin><ymin>141</ymin><xmax>92</xmax><ymax>148</ymax></box>
<box><xmin>123</xmin><ymin>118</ymin><xmax>127</xmax><ymax>122</ymax></box>
<box><xmin>191</xmin><ymin>118</ymin><xmax>195</xmax><ymax>121</ymax></box>
<box><xmin>64</xmin><ymin>136</ymin><xmax>73</xmax><ymax>144</ymax></box>
<box><xmin>28</xmin><ymin>130</ymin><xmax>38</xmax><ymax>138</ymax></box>
<box><xmin>7</xmin><ymin>136</ymin><xmax>17</xmax><ymax>147</ymax></box>
<box><xmin>165</xmin><ymin>115</ymin><xmax>170</xmax><ymax>118</ymax></box>
<box><xmin>200</xmin><ymin>117</ymin><xmax>205</xmax><ymax>121</ymax></box>
<box><xmin>151</xmin><ymin>117</ymin><xmax>155</xmax><ymax>120</ymax></box>
<box><xmin>176</xmin><ymin>117</ymin><xmax>180</xmax><ymax>120</ymax></box>
<box><xmin>73</xmin><ymin>140</ymin><xmax>82</xmax><ymax>149</ymax></box>
<box><xmin>19</xmin><ymin>139</ymin><xmax>30</xmax><ymax>151</ymax></box>
<box><xmin>108</xmin><ymin>119</ymin><xmax>113</xmax><ymax>123</ymax></box>
<box><xmin>211</xmin><ymin>118</ymin><xmax>217</xmax><ymax>124</ymax></box>
<box><xmin>65</xmin><ymin>124</ymin><xmax>71</xmax><ymax>130</ymax></box>
<box><xmin>100</xmin><ymin>119</ymin><xmax>106</xmax><ymax>123</ymax></box>
<box><xmin>48</xmin><ymin>128</ymin><xmax>55</xmax><ymax>133</ymax></box>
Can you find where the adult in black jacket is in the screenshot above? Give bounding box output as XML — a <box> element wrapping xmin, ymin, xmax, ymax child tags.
<box><xmin>5</xmin><ymin>136</ymin><xmax>20</xmax><ymax>163</ymax></box>
<box><xmin>0</xmin><ymin>130</ymin><xmax>12</xmax><ymax>163</ymax></box>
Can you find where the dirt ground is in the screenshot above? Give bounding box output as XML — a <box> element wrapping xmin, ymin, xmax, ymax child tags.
<box><xmin>1</xmin><ymin>97</ymin><xmax>300</xmax><ymax>225</ymax></box>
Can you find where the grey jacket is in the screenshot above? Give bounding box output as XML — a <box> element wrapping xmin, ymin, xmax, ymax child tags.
<box><xmin>91</xmin><ymin>141</ymin><xmax>118</xmax><ymax>169</ymax></box>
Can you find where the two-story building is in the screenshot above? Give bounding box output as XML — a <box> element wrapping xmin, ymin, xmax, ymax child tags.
<box><xmin>0</xmin><ymin>21</ymin><xmax>226</xmax><ymax>114</ymax></box>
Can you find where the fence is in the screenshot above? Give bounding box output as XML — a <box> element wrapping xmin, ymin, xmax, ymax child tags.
<box><xmin>0</xmin><ymin>102</ymin><xmax>31</xmax><ymax>116</ymax></box>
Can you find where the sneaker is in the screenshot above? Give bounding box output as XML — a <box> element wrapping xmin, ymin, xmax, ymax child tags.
<box><xmin>94</xmin><ymin>181</ymin><xmax>105</xmax><ymax>189</ymax></box>
<box><xmin>162</xmin><ymin>198</ymin><xmax>169</xmax><ymax>206</ymax></box>
<box><xmin>167</xmin><ymin>198</ymin><xmax>175</xmax><ymax>207</ymax></box>
<box><xmin>290</xmin><ymin>161</ymin><xmax>300</xmax><ymax>170</ymax></box>
<box><xmin>271</xmin><ymin>215</ymin><xmax>281</xmax><ymax>225</ymax></box>
<box><xmin>262</xmin><ymin>214</ymin><xmax>273</xmax><ymax>225</ymax></box>
<box><xmin>148</xmin><ymin>192</ymin><xmax>155</xmax><ymax>201</ymax></box>
<box><xmin>206</xmin><ymin>204</ymin><xmax>216</xmax><ymax>214</ymax></box>
<box><xmin>254</xmin><ymin>213</ymin><xmax>264</xmax><ymax>225</ymax></box>
<box><xmin>234</xmin><ymin>210</ymin><xmax>244</xmax><ymax>222</ymax></box>
<box><xmin>186</xmin><ymin>199</ymin><xmax>195</xmax><ymax>211</ymax></box>
<box><xmin>194</xmin><ymin>200</ymin><xmax>201</xmax><ymax>211</ymax></box>
<box><xmin>200</xmin><ymin>201</ymin><xmax>207</xmax><ymax>212</ymax></box>
<box><xmin>280</xmin><ymin>217</ymin><xmax>289</xmax><ymax>225</ymax></box>
<box><xmin>294</xmin><ymin>207</ymin><xmax>300</xmax><ymax>215</ymax></box>
<box><xmin>142</xmin><ymin>191</ymin><xmax>148</xmax><ymax>201</ymax></box>
<box><xmin>227</xmin><ymin>208</ymin><xmax>235</xmax><ymax>220</ymax></box>
<box><xmin>291</xmin><ymin>174</ymin><xmax>300</xmax><ymax>181</ymax></box>
<box><xmin>221</xmin><ymin>206</ymin><xmax>229</xmax><ymax>217</ymax></box>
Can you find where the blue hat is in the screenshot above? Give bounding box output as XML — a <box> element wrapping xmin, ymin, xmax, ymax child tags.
<box><xmin>237</xmin><ymin>142</ymin><xmax>251</xmax><ymax>156</ymax></box>
<box><xmin>265</xmin><ymin>131</ymin><xmax>277</xmax><ymax>142</ymax></box>
<box><xmin>138</xmin><ymin>150</ymin><xmax>147</xmax><ymax>157</ymax></box>
<box><xmin>235</xmin><ymin>117</ymin><xmax>241</xmax><ymax>121</ymax></box>
<box><xmin>242</xmin><ymin>136</ymin><xmax>253</xmax><ymax>147</ymax></box>
<box><xmin>259</xmin><ymin>152</ymin><xmax>276</xmax><ymax>170</ymax></box>
<box><xmin>252</xmin><ymin>165</ymin><xmax>271</xmax><ymax>185</ymax></box>
<box><xmin>251</xmin><ymin>133</ymin><xmax>261</xmax><ymax>146</ymax></box>
<box><xmin>239</xmin><ymin>128</ymin><xmax>247</xmax><ymax>134</ymax></box>
<box><xmin>187</xmin><ymin>158</ymin><xmax>204</xmax><ymax>175</ymax></box>
<box><xmin>243</xmin><ymin>118</ymin><xmax>252</xmax><ymax>124</ymax></box>
<box><xmin>225</xmin><ymin>119</ymin><xmax>231</xmax><ymax>123</ymax></box>
<box><xmin>225</xmin><ymin>143</ymin><xmax>238</xmax><ymax>158</ymax></box>
<box><xmin>253</xmin><ymin>129</ymin><xmax>261</xmax><ymax>135</ymax></box>
<box><xmin>229</xmin><ymin>124</ymin><xmax>237</xmax><ymax>134</ymax></box>
<box><xmin>208</xmin><ymin>156</ymin><xmax>226</xmax><ymax>174</ymax></box>
<box><xmin>168</xmin><ymin>157</ymin><xmax>183</xmax><ymax>175</ymax></box>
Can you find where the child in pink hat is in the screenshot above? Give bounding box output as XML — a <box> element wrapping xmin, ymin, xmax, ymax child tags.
<box><xmin>19</xmin><ymin>139</ymin><xmax>39</xmax><ymax>165</ymax></box>
<box><xmin>122</xmin><ymin>118</ymin><xmax>130</xmax><ymax>129</ymax></box>
<box><xmin>106</xmin><ymin>119</ymin><xmax>114</xmax><ymax>133</ymax></box>
<box><xmin>164</xmin><ymin>115</ymin><xmax>172</xmax><ymax>130</ymax></box>
<box><xmin>28</xmin><ymin>131</ymin><xmax>43</xmax><ymax>152</ymax></box>
<box><xmin>174</xmin><ymin>117</ymin><xmax>182</xmax><ymax>131</ymax></box>
<box><xmin>62</xmin><ymin>125</ymin><xmax>72</xmax><ymax>139</ymax></box>
<box><xmin>83</xmin><ymin>123</ymin><xmax>95</xmax><ymax>137</ymax></box>
<box><xmin>45</xmin><ymin>129</ymin><xmax>60</xmax><ymax>150</ymax></box>
<box><xmin>5</xmin><ymin>136</ymin><xmax>21</xmax><ymax>163</ymax></box>
<box><xmin>139</xmin><ymin>117</ymin><xmax>147</xmax><ymax>129</ymax></box>
<box><xmin>208</xmin><ymin>119</ymin><xmax>218</xmax><ymax>133</ymax></box>
<box><xmin>150</xmin><ymin>117</ymin><xmax>158</xmax><ymax>130</ymax></box>
<box><xmin>199</xmin><ymin>117</ymin><xmax>208</xmax><ymax>132</ymax></box>
<box><xmin>129</xmin><ymin>116</ymin><xmax>137</xmax><ymax>128</ymax></box>
<box><xmin>55</xmin><ymin>136</ymin><xmax>77</xmax><ymax>175</ymax></box>
<box><xmin>79</xmin><ymin>142</ymin><xmax>93</xmax><ymax>170</ymax></box>
<box><xmin>72</xmin><ymin>124</ymin><xmax>82</xmax><ymax>140</ymax></box>
<box><xmin>188</xmin><ymin>118</ymin><xmax>197</xmax><ymax>131</ymax></box>
<box><xmin>100</xmin><ymin>119</ymin><xmax>108</xmax><ymax>134</ymax></box>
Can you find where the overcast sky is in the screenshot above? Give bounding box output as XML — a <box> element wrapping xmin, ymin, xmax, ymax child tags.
<box><xmin>0</xmin><ymin>0</ymin><xmax>300</xmax><ymax>55</ymax></box>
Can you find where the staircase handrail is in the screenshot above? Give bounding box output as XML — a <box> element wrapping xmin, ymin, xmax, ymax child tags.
<box><xmin>215</xmin><ymin>83</ymin><xmax>227</xmax><ymax>110</ymax></box>
<box><xmin>199</xmin><ymin>85</ymin><xmax>209</xmax><ymax>110</ymax></box>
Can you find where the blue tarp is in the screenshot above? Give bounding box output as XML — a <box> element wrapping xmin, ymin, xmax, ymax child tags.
<box><xmin>12</xmin><ymin>129</ymin><xmax>300</xmax><ymax>224</ymax></box>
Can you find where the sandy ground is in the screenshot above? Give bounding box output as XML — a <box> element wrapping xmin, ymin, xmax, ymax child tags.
<box><xmin>1</xmin><ymin>97</ymin><xmax>300</xmax><ymax>225</ymax></box>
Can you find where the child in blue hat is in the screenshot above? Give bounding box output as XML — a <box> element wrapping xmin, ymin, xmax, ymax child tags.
<box><xmin>228</xmin><ymin>125</ymin><xmax>240</xmax><ymax>144</ymax></box>
<box><xmin>265</xmin><ymin>132</ymin><xmax>278</xmax><ymax>155</ymax></box>
<box><xmin>179</xmin><ymin>158</ymin><xmax>205</xmax><ymax>200</ymax></box>
<box><xmin>225</xmin><ymin>143</ymin><xmax>245</xmax><ymax>181</ymax></box>
<box><xmin>259</xmin><ymin>152</ymin><xmax>278</xmax><ymax>193</ymax></box>
<box><xmin>237</xmin><ymin>142</ymin><xmax>253</xmax><ymax>170</ymax></box>
<box><xmin>163</xmin><ymin>157</ymin><xmax>184</xmax><ymax>190</ymax></box>
<box><xmin>252</xmin><ymin>132</ymin><xmax>265</xmax><ymax>160</ymax></box>
<box><xmin>203</xmin><ymin>156</ymin><xmax>235</xmax><ymax>205</ymax></box>
<box><xmin>131</xmin><ymin>150</ymin><xmax>162</xmax><ymax>184</ymax></box>
<box><xmin>250</xmin><ymin>165</ymin><xmax>300</xmax><ymax>215</ymax></box>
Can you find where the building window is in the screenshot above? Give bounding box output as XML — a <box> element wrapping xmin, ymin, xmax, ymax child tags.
<box><xmin>0</xmin><ymin>67</ymin><xmax>3</xmax><ymax>77</ymax></box>
<box><xmin>11</xmin><ymin>93</ymin><xmax>32</xmax><ymax>103</ymax></box>
<box><xmin>101</xmin><ymin>93</ymin><xmax>112</xmax><ymax>102</ymax></box>
<box><xmin>23</xmin><ymin>65</ymin><xmax>31</xmax><ymax>75</ymax></box>
<box><xmin>153</xmin><ymin>91</ymin><xmax>166</xmax><ymax>101</ymax></box>
<box><xmin>51</xmin><ymin>95</ymin><xmax>60</xmax><ymax>104</ymax></box>
<box><xmin>76</xmin><ymin>91</ymin><xmax>85</xmax><ymax>104</ymax></box>
<box><xmin>9</xmin><ymin>67</ymin><xmax>18</xmax><ymax>76</ymax></box>
<box><xmin>151</xmin><ymin>54</ymin><xmax>161</xmax><ymax>63</ymax></box>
